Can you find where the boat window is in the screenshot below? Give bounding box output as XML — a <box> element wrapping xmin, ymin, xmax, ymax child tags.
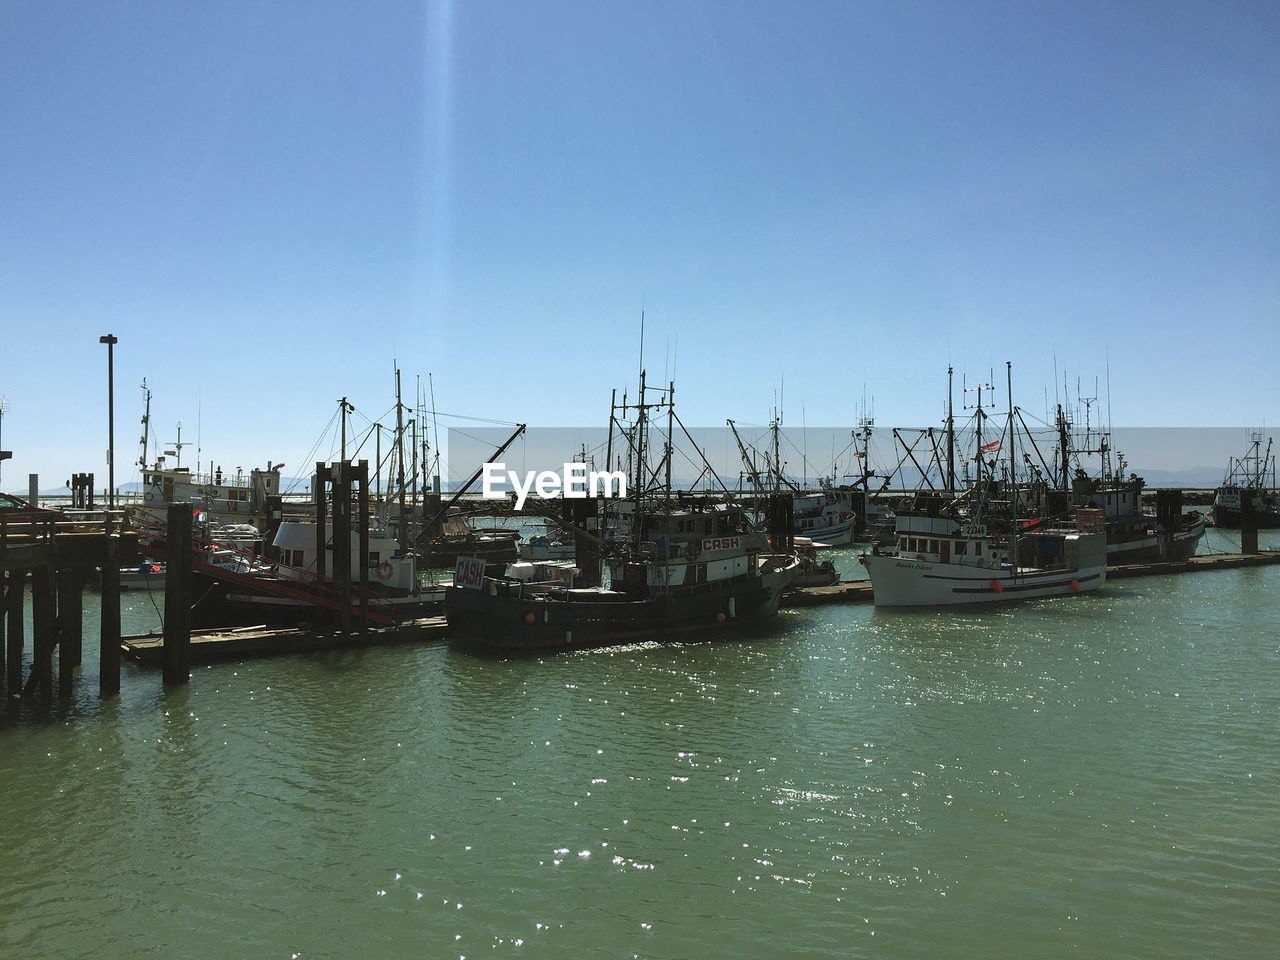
<box><xmin>955</xmin><ymin>542</ymin><xmax>967</xmax><ymax>556</ymax></box>
<box><xmin>974</xmin><ymin>542</ymin><xmax>982</xmax><ymax>556</ymax></box>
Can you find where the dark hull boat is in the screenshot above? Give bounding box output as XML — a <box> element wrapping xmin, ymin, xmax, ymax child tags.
<box><xmin>446</xmin><ymin>555</ymin><xmax>796</xmax><ymax>650</ymax></box>
<box><xmin>445</xmin><ymin>372</ymin><xmax>800</xmax><ymax>652</ymax></box>
<box><xmin>1211</xmin><ymin>434</ymin><xmax>1280</xmax><ymax>528</ymax></box>
<box><xmin>1070</xmin><ymin>476</ymin><xmax>1206</xmax><ymax>563</ymax></box>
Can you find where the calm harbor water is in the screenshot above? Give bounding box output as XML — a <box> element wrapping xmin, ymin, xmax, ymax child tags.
<box><xmin>3</xmin><ymin>532</ymin><xmax>1278</xmax><ymax>958</ymax></box>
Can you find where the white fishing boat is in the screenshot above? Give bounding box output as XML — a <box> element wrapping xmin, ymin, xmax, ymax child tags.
<box><xmin>517</xmin><ymin>533</ymin><xmax>576</xmax><ymax>561</ymax></box>
<box><xmin>271</xmin><ymin>520</ymin><xmax>421</xmax><ymax>595</ymax></box>
<box><xmin>860</xmin><ymin>507</ymin><xmax>1107</xmax><ymax>606</ymax></box>
<box><xmin>791</xmin><ymin>483</ymin><xmax>856</xmax><ymax>546</ymax></box>
<box><xmin>859</xmin><ymin>363</ymin><xmax>1107</xmax><ymax>607</ymax></box>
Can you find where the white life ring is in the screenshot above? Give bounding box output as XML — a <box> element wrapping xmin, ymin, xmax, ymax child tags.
<box><xmin>376</xmin><ymin>561</ymin><xmax>394</xmax><ymax>581</ymax></box>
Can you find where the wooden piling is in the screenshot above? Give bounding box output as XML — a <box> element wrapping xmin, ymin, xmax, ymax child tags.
<box><xmin>332</xmin><ymin>461</ymin><xmax>352</xmax><ymax>632</ymax></box>
<box><xmin>4</xmin><ymin>569</ymin><xmax>25</xmax><ymax>697</ymax></box>
<box><xmin>31</xmin><ymin>565</ymin><xmax>56</xmax><ymax>702</ymax></box>
<box><xmin>99</xmin><ymin>530</ymin><xmax>121</xmax><ymax>697</ymax></box>
<box><xmin>58</xmin><ymin>567</ymin><xmax>81</xmax><ymax>696</ymax></box>
<box><xmin>60</xmin><ymin>567</ymin><xmax>83</xmax><ymax>667</ymax></box>
<box><xmin>1240</xmin><ymin>488</ymin><xmax>1259</xmax><ymax>555</ymax></box>
<box><xmin>314</xmin><ymin>461</ymin><xmax>327</xmax><ymax>581</ymax></box>
<box><xmin>358</xmin><ymin>459</ymin><xmax>370</xmax><ymax>632</ymax></box>
<box><xmin>162</xmin><ymin>502</ymin><xmax>192</xmax><ymax>685</ymax></box>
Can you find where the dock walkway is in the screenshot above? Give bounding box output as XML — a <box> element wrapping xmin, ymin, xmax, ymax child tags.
<box><xmin>121</xmin><ymin>551</ymin><xmax>1280</xmax><ymax>665</ymax></box>
<box><xmin>122</xmin><ymin>617</ymin><xmax>448</xmax><ymax>665</ymax></box>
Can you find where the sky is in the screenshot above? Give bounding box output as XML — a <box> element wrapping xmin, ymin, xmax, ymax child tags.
<box><xmin>2</xmin><ymin>0</ymin><xmax>1277</xmax><ymax>495</ymax></box>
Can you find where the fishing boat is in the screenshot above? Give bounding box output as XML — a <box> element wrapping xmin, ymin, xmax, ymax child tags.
<box><xmin>859</xmin><ymin>499</ymin><xmax>1107</xmax><ymax>606</ymax></box>
<box><xmin>791</xmin><ymin>483</ymin><xmax>856</xmax><ymax>546</ymax></box>
<box><xmin>445</xmin><ymin>373</ymin><xmax>801</xmax><ymax>650</ymax></box>
<box><xmin>1070</xmin><ymin>471</ymin><xmax>1205</xmax><ymax>562</ymax></box>
<box><xmin>789</xmin><ymin>536</ymin><xmax>838</xmax><ymax>588</ymax></box>
<box><xmin>859</xmin><ymin>364</ymin><xmax>1107</xmax><ymax>607</ymax></box>
<box><xmin>1210</xmin><ymin>434</ymin><xmax>1280</xmax><ymax>528</ymax></box>
<box><xmin>726</xmin><ymin>419</ymin><xmax>855</xmax><ymax>545</ymax></box>
<box><xmin>1041</xmin><ymin>399</ymin><xmax>1204</xmax><ymax>562</ymax></box>
<box><xmin>93</xmin><ymin>560</ymin><xmax>166</xmax><ymax>592</ymax></box>
<box><xmin>517</xmin><ymin>533</ymin><xmax>576</xmax><ymax>561</ymax></box>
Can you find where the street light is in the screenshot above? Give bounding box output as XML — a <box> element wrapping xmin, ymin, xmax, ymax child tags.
<box><xmin>100</xmin><ymin>334</ymin><xmax>118</xmax><ymax>511</ymax></box>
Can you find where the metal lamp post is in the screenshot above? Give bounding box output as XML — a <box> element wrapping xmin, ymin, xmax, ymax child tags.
<box><xmin>99</xmin><ymin>334</ymin><xmax>117</xmax><ymax>512</ymax></box>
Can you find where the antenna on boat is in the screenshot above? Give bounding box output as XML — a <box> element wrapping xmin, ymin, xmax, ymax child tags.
<box><xmin>964</xmin><ymin>374</ymin><xmax>995</xmax><ymax>487</ymax></box>
<box><xmin>168</xmin><ymin>422</ymin><xmax>190</xmax><ymax>470</ymax></box>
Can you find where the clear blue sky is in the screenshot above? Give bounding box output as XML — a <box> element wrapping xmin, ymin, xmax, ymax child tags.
<box><xmin>2</xmin><ymin>0</ymin><xmax>1277</xmax><ymax>492</ymax></box>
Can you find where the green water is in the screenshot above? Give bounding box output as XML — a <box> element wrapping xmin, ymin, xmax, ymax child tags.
<box><xmin>3</xmin><ymin>548</ymin><xmax>1279</xmax><ymax>958</ymax></box>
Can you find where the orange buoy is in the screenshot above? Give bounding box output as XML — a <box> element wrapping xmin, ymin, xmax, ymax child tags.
<box><xmin>1070</xmin><ymin>579</ymin><xmax>1079</xmax><ymax>593</ymax></box>
<box><xmin>991</xmin><ymin>579</ymin><xmax>1003</xmax><ymax>594</ymax></box>
<box><xmin>523</xmin><ymin>612</ymin><xmax>535</xmax><ymax>624</ymax></box>
<box><xmin>715</xmin><ymin>612</ymin><xmax>727</xmax><ymax>623</ymax></box>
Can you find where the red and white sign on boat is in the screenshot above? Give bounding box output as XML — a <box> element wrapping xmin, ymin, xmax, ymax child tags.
<box><xmin>454</xmin><ymin>556</ymin><xmax>487</xmax><ymax>591</ymax></box>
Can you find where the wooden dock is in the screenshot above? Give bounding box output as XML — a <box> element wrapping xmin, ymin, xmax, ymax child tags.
<box><xmin>122</xmin><ymin>616</ymin><xmax>449</xmax><ymax>665</ymax></box>
<box><xmin>115</xmin><ymin>550</ymin><xmax>1280</xmax><ymax>665</ymax></box>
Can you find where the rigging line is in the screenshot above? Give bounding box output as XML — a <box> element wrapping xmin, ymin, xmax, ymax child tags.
<box><xmin>282</xmin><ymin>407</ymin><xmax>344</xmax><ymax>493</ymax></box>
<box><xmin>415</xmin><ymin>409</ymin><xmax>521</xmax><ymax>427</ymax></box>
<box><xmin>447</xmin><ymin>425</ymin><xmax>516</xmax><ymax>446</ymax></box>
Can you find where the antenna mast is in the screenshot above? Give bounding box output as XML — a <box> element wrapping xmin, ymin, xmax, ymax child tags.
<box><xmin>138</xmin><ymin>379</ymin><xmax>152</xmax><ymax>470</ymax></box>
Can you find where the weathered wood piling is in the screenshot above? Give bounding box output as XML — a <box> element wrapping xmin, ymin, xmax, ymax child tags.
<box><xmin>0</xmin><ymin>496</ymin><xmax>136</xmax><ymax>711</ymax></box>
<box><xmin>162</xmin><ymin>502</ymin><xmax>192</xmax><ymax>685</ymax></box>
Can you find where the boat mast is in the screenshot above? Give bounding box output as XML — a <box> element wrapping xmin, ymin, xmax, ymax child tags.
<box><xmin>1007</xmin><ymin>361</ymin><xmax>1017</xmax><ymax>577</ymax></box>
<box><xmin>630</xmin><ymin>368</ymin><xmax>648</xmax><ymax>558</ymax></box>
<box><xmin>338</xmin><ymin>396</ymin><xmax>353</xmax><ymax>462</ymax></box>
<box><xmin>411</xmin><ymin>412</ymin><xmax>419</xmax><ymax>508</ymax></box>
<box><xmin>664</xmin><ymin>380</ymin><xmax>674</xmax><ymax>510</ymax></box>
<box><xmin>137</xmin><ymin>378</ymin><xmax>151</xmax><ymax>470</ymax></box>
<box><xmin>1057</xmin><ymin>403</ymin><xmax>1071</xmax><ymax>489</ymax></box>
<box><xmin>605</xmin><ymin>389</ymin><xmax>616</xmax><ymax>478</ymax></box>
<box><xmin>946</xmin><ymin>366</ymin><xmax>955</xmax><ymax>497</ymax></box>
<box><xmin>168</xmin><ymin>423</ymin><xmax>188</xmax><ymax>470</ymax></box>
<box><xmin>965</xmin><ymin>377</ymin><xmax>993</xmax><ymax>490</ymax></box>
<box><xmin>395</xmin><ymin>368</ymin><xmax>407</xmax><ymax>552</ymax></box>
